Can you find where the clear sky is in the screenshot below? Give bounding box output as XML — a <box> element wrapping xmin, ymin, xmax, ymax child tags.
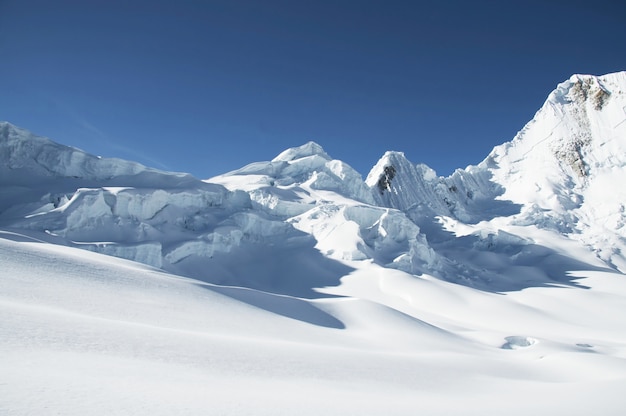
<box><xmin>1</xmin><ymin>0</ymin><xmax>625</xmax><ymax>179</ymax></box>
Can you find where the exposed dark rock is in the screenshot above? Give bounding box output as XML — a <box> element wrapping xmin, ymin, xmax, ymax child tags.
<box><xmin>376</xmin><ymin>165</ymin><xmax>396</xmax><ymax>194</ymax></box>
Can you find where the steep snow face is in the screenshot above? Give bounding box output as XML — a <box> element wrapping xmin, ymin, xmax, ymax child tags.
<box><xmin>366</xmin><ymin>151</ymin><xmax>441</xmax><ymax>212</ymax></box>
<box><xmin>365</xmin><ymin>151</ymin><xmax>509</xmax><ymax>225</ymax></box>
<box><xmin>485</xmin><ymin>72</ymin><xmax>626</xmax><ymax>211</ymax></box>
<box><xmin>366</xmin><ymin>72</ymin><xmax>626</xmax><ymax>272</ymax></box>
<box><xmin>480</xmin><ymin>72</ymin><xmax>626</xmax><ymax>269</ymax></box>
<box><xmin>2</xmin><ymin>71</ymin><xmax>625</xmax><ymax>293</ymax></box>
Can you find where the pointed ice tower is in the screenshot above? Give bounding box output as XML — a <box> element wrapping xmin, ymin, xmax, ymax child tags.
<box><xmin>365</xmin><ymin>150</ymin><xmax>502</xmax><ymax>224</ymax></box>
<box><xmin>366</xmin><ymin>151</ymin><xmax>443</xmax><ymax>216</ymax></box>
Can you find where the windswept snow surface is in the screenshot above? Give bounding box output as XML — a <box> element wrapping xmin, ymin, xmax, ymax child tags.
<box><xmin>2</xmin><ymin>71</ymin><xmax>626</xmax><ymax>414</ymax></box>
<box><xmin>2</xmin><ymin>231</ymin><xmax>626</xmax><ymax>415</ymax></box>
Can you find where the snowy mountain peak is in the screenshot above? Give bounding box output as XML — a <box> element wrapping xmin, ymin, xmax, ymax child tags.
<box><xmin>212</xmin><ymin>140</ymin><xmax>374</xmax><ymax>205</ymax></box>
<box><xmin>365</xmin><ymin>150</ymin><xmax>437</xmax><ymax>193</ymax></box>
<box><xmin>0</xmin><ymin>120</ymin><xmax>14</xmax><ymax>136</ymax></box>
<box><xmin>4</xmin><ymin>76</ymin><xmax>626</xmax><ymax>414</ymax></box>
<box><xmin>472</xmin><ymin>71</ymin><xmax>626</xmax><ymax>268</ymax></box>
<box><xmin>272</xmin><ymin>141</ymin><xmax>331</xmax><ymax>162</ymax></box>
<box><xmin>485</xmin><ymin>71</ymin><xmax>626</xmax><ymax>195</ymax></box>
<box><xmin>545</xmin><ymin>72</ymin><xmax>620</xmax><ymax>115</ymax></box>
<box><xmin>2</xmin><ymin>71</ymin><xmax>626</xmax><ymax>296</ymax></box>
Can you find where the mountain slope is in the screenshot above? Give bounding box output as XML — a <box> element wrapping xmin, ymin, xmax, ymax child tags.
<box><xmin>484</xmin><ymin>72</ymin><xmax>626</xmax><ymax>271</ymax></box>
<box><xmin>2</xmin><ymin>71</ymin><xmax>626</xmax><ymax>415</ymax></box>
<box><xmin>367</xmin><ymin>71</ymin><xmax>626</xmax><ymax>274</ymax></box>
<box><xmin>1</xmin><ymin>72</ymin><xmax>625</xmax><ymax>291</ymax></box>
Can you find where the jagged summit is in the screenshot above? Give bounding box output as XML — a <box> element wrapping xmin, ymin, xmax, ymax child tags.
<box><xmin>482</xmin><ymin>71</ymin><xmax>626</xmax><ymax>204</ymax></box>
<box><xmin>365</xmin><ymin>148</ymin><xmax>494</xmax><ymax>225</ymax></box>
<box><xmin>1</xmin><ymin>71</ymin><xmax>626</xmax><ymax>291</ymax></box>
<box><xmin>365</xmin><ymin>151</ymin><xmax>437</xmax><ymax>192</ymax></box>
<box><xmin>272</xmin><ymin>141</ymin><xmax>331</xmax><ymax>162</ymax></box>
<box><xmin>364</xmin><ymin>71</ymin><xmax>626</xmax><ymax>270</ymax></box>
<box><xmin>4</xmin><ymin>74</ymin><xmax>626</xmax><ymax>415</ymax></box>
<box><xmin>547</xmin><ymin>72</ymin><xmax>620</xmax><ymax>109</ymax></box>
<box><xmin>480</xmin><ymin>71</ymin><xmax>626</xmax><ymax>268</ymax></box>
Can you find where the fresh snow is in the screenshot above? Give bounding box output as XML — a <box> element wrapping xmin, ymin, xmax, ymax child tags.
<box><xmin>2</xmin><ymin>231</ymin><xmax>626</xmax><ymax>415</ymax></box>
<box><xmin>2</xmin><ymin>71</ymin><xmax>626</xmax><ymax>414</ymax></box>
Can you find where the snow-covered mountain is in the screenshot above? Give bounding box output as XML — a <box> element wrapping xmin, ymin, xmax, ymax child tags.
<box><xmin>3</xmin><ymin>72</ymin><xmax>625</xmax><ymax>290</ymax></box>
<box><xmin>2</xmin><ymin>72</ymin><xmax>626</xmax><ymax>415</ymax></box>
<box><xmin>1</xmin><ymin>121</ymin><xmax>441</xmax><ymax>293</ymax></box>
<box><xmin>366</xmin><ymin>71</ymin><xmax>626</xmax><ymax>275</ymax></box>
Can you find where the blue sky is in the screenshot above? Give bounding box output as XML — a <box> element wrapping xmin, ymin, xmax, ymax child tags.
<box><xmin>1</xmin><ymin>0</ymin><xmax>625</xmax><ymax>178</ymax></box>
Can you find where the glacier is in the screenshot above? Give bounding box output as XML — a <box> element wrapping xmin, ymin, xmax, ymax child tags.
<box><xmin>3</xmin><ymin>73</ymin><xmax>625</xmax><ymax>291</ymax></box>
<box><xmin>1</xmin><ymin>71</ymin><xmax>626</xmax><ymax>415</ymax></box>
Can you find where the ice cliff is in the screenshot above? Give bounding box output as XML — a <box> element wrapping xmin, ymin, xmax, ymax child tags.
<box><xmin>1</xmin><ymin>71</ymin><xmax>625</xmax><ymax>293</ymax></box>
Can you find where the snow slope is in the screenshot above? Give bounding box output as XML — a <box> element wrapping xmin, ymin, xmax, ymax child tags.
<box><xmin>2</xmin><ymin>231</ymin><xmax>626</xmax><ymax>415</ymax></box>
<box><xmin>367</xmin><ymin>71</ymin><xmax>626</xmax><ymax>277</ymax></box>
<box><xmin>2</xmin><ymin>71</ymin><xmax>626</xmax><ymax>414</ymax></box>
<box><xmin>485</xmin><ymin>72</ymin><xmax>626</xmax><ymax>271</ymax></box>
<box><xmin>3</xmin><ymin>72</ymin><xmax>625</xmax><ymax>288</ymax></box>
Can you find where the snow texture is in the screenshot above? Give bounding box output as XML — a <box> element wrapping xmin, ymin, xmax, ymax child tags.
<box><xmin>1</xmin><ymin>71</ymin><xmax>626</xmax><ymax>414</ymax></box>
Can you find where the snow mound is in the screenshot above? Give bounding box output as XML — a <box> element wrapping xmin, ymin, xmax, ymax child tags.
<box><xmin>272</xmin><ymin>140</ymin><xmax>331</xmax><ymax>162</ymax></box>
<box><xmin>290</xmin><ymin>203</ymin><xmax>439</xmax><ymax>274</ymax></box>
<box><xmin>501</xmin><ymin>336</ymin><xmax>538</xmax><ymax>350</ymax></box>
<box><xmin>213</xmin><ymin>142</ymin><xmax>374</xmax><ymax>205</ymax></box>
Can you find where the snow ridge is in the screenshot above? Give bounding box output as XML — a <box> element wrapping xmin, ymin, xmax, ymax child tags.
<box><xmin>3</xmin><ymin>72</ymin><xmax>626</xmax><ymax>416</ymax></box>
<box><xmin>363</xmin><ymin>71</ymin><xmax>626</xmax><ymax>273</ymax></box>
<box><xmin>1</xmin><ymin>71</ymin><xmax>626</xmax><ymax>292</ymax></box>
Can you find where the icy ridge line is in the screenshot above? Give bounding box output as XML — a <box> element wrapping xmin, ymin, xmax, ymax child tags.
<box><xmin>1</xmin><ymin>71</ymin><xmax>625</xmax><ymax>291</ymax></box>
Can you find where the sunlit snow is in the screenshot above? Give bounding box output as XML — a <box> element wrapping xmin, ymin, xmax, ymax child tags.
<box><xmin>1</xmin><ymin>72</ymin><xmax>626</xmax><ymax>414</ymax></box>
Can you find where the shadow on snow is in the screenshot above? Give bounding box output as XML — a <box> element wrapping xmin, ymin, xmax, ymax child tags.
<box><xmin>172</xmin><ymin>230</ymin><xmax>352</xmax><ymax>329</ymax></box>
<box><xmin>430</xmin><ymin>228</ymin><xmax>617</xmax><ymax>293</ymax></box>
<box><xmin>170</xmin><ymin>231</ymin><xmax>354</xmax><ymax>299</ymax></box>
<box><xmin>208</xmin><ymin>284</ymin><xmax>345</xmax><ymax>329</ymax></box>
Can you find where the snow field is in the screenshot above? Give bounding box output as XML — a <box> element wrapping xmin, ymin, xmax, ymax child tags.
<box><xmin>2</xmin><ymin>72</ymin><xmax>626</xmax><ymax>414</ymax></box>
<box><xmin>2</xmin><ymin>233</ymin><xmax>626</xmax><ymax>415</ymax></box>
